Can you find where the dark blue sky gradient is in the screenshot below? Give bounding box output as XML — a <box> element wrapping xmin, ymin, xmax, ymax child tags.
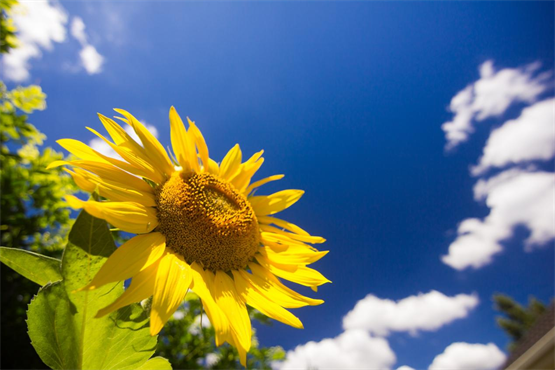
<box><xmin>17</xmin><ymin>2</ymin><xmax>554</xmax><ymax>368</ymax></box>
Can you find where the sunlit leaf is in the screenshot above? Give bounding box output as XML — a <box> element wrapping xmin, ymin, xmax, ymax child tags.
<box><xmin>26</xmin><ymin>211</ymin><xmax>170</xmax><ymax>369</ymax></box>
<box><xmin>136</xmin><ymin>357</ymin><xmax>173</xmax><ymax>370</ymax></box>
<box><xmin>0</xmin><ymin>247</ymin><xmax>61</xmax><ymax>285</ymax></box>
<box><xmin>27</xmin><ymin>282</ymin><xmax>79</xmax><ymax>369</ymax></box>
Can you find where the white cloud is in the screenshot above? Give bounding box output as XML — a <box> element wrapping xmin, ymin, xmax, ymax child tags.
<box><xmin>79</xmin><ymin>45</ymin><xmax>104</xmax><ymax>74</ymax></box>
<box><xmin>442</xmin><ymin>60</ymin><xmax>555</xmax><ymax>270</ymax></box>
<box><xmin>442</xmin><ymin>169</ymin><xmax>555</xmax><ymax>270</ymax></box>
<box><xmin>442</xmin><ymin>60</ymin><xmax>551</xmax><ymax>150</ymax></box>
<box><xmin>472</xmin><ymin>98</ymin><xmax>555</xmax><ymax>175</ymax></box>
<box><xmin>3</xmin><ymin>0</ymin><xmax>68</xmax><ymax>81</ymax></box>
<box><xmin>278</xmin><ymin>329</ymin><xmax>396</xmax><ymax>370</ymax></box>
<box><xmin>70</xmin><ymin>16</ymin><xmax>87</xmax><ymax>44</ymax></box>
<box><xmin>276</xmin><ymin>290</ymin><xmax>481</xmax><ymax>370</ymax></box>
<box><xmin>342</xmin><ymin>291</ymin><xmax>479</xmax><ymax>336</ymax></box>
<box><xmin>88</xmin><ymin>121</ymin><xmax>159</xmax><ymax>159</ymax></box>
<box><xmin>428</xmin><ymin>342</ymin><xmax>506</xmax><ymax>370</ymax></box>
<box><xmin>70</xmin><ymin>16</ymin><xmax>105</xmax><ymax>74</ymax></box>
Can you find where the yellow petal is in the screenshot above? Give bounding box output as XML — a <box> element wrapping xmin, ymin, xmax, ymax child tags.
<box><xmin>264</xmin><ymin>242</ymin><xmax>318</xmax><ymax>255</ymax></box>
<box><xmin>98</xmin><ymin>114</ymin><xmax>163</xmax><ymax>178</ymax></box>
<box><xmin>46</xmin><ymin>160</ymin><xmax>68</xmax><ymax>170</ymax></box>
<box><xmin>215</xmin><ymin>331</ymin><xmax>247</xmax><ymax>367</ymax></box>
<box><xmin>150</xmin><ymin>252</ymin><xmax>193</xmax><ymax>335</ymax></box>
<box><xmin>73</xmin><ymin>168</ymin><xmax>156</xmax><ymax>206</ymax></box>
<box><xmin>97</xmin><ymin>113</ymin><xmax>146</xmax><ymax>153</ymax></box>
<box><xmin>207</xmin><ymin>157</ymin><xmax>220</xmax><ymax>176</ymax></box>
<box><xmin>232</xmin><ymin>270</ymin><xmax>303</xmax><ymax>329</ymax></box>
<box><xmin>86</xmin><ymin>127</ymin><xmax>163</xmax><ymax>184</ymax></box>
<box><xmin>114</xmin><ymin>109</ymin><xmax>174</xmax><ymax>177</ymax></box>
<box><xmin>257</xmin><ymin>216</ymin><xmax>309</xmax><ymax>236</ymax></box>
<box><xmin>189</xmin><ymin>263</ymin><xmax>229</xmax><ymax>340</ymax></box>
<box><xmin>260</xmin><ymin>225</ymin><xmax>326</xmax><ymax>244</ymax></box>
<box><xmin>228</xmin><ymin>150</ymin><xmax>263</xmax><ymax>184</ymax></box>
<box><xmin>95</xmin><ymin>261</ymin><xmax>159</xmax><ymax>318</ymax></box>
<box><xmin>231</xmin><ymin>155</ymin><xmax>264</xmax><ymax>193</ymax></box>
<box><xmin>249</xmin><ymin>189</ymin><xmax>304</xmax><ymax>216</ymax></box>
<box><xmin>187</xmin><ymin>118</ymin><xmax>210</xmax><ymax>173</ymax></box>
<box><xmin>56</xmin><ymin>139</ymin><xmax>151</xmax><ymax>180</ymax></box>
<box><xmin>245</xmin><ymin>174</ymin><xmax>284</xmax><ymax>196</ymax></box>
<box><xmin>220</xmin><ymin>144</ymin><xmax>242</xmax><ymax>180</ymax></box>
<box><xmin>67</xmin><ymin>160</ymin><xmax>154</xmax><ymax>194</ymax></box>
<box><xmin>63</xmin><ymin>168</ymin><xmax>97</xmax><ymax>193</ymax></box>
<box><xmin>248</xmin><ymin>263</ymin><xmax>324</xmax><ymax>308</ymax></box>
<box><xmin>169</xmin><ymin>107</ymin><xmax>199</xmax><ymax>172</ymax></box>
<box><xmin>261</xmin><ymin>232</ymin><xmax>315</xmax><ymax>251</ymax></box>
<box><xmin>65</xmin><ymin>196</ymin><xmax>158</xmax><ymax>234</ymax></box>
<box><xmin>56</xmin><ymin>139</ymin><xmax>114</xmax><ymax>164</ymax></box>
<box><xmin>213</xmin><ymin>271</ymin><xmax>251</xmax><ymax>353</ymax></box>
<box><xmin>255</xmin><ymin>255</ymin><xmax>331</xmax><ymax>287</ymax></box>
<box><xmin>80</xmin><ymin>233</ymin><xmax>166</xmax><ymax>291</ymax></box>
<box><xmin>260</xmin><ymin>246</ymin><xmax>329</xmax><ymax>265</ymax></box>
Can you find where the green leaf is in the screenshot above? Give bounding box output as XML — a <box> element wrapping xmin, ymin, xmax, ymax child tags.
<box><xmin>27</xmin><ymin>211</ymin><xmax>163</xmax><ymax>369</ymax></box>
<box><xmin>136</xmin><ymin>357</ymin><xmax>173</xmax><ymax>370</ymax></box>
<box><xmin>0</xmin><ymin>246</ymin><xmax>61</xmax><ymax>285</ymax></box>
<box><xmin>27</xmin><ymin>282</ymin><xmax>79</xmax><ymax>369</ymax></box>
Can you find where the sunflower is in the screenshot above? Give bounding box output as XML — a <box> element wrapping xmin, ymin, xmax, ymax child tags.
<box><xmin>49</xmin><ymin>107</ymin><xmax>330</xmax><ymax>365</ymax></box>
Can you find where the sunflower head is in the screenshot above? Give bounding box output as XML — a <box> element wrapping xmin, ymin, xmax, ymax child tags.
<box><xmin>52</xmin><ymin>106</ymin><xmax>330</xmax><ymax>367</ymax></box>
<box><xmin>156</xmin><ymin>171</ymin><xmax>260</xmax><ymax>271</ymax></box>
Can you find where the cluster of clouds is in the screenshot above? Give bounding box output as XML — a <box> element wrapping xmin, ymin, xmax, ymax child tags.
<box><xmin>441</xmin><ymin>60</ymin><xmax>551</xmax><ymax>151</ymax></box>
<box><xmin>441</xmin><ymin>60</ymin><xmax>554</xmax><ymax>270</ymax></box>
<box><xmin>278</xmin><ymin>59</ymin><xmax>552</xmax><ymax>369</ymax></box>
<box><xmin>2</xmin><ymin>0</ymin><xmax>105</xmax><ymax>82</ymax></box>
<box><xmin>276</xmin><ymin>290</ymin><xmax>505</xmax><ymax>370</ymax></box>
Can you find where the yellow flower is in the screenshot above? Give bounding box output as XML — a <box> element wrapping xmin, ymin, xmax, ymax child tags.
<box><xmin>49</xmin><ymin>107</ymin><xmax>330</xmax><ymax>365</ymax></box>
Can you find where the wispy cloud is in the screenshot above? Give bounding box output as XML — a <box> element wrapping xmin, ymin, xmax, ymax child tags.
<box><xmin>441</xmin><ymin>60</ymin><xmax>551</xmax><ymax>150</ymax></box>
<box><xmin>428</xmin><ymin>342</ymin><xmax>506</xmax><ymax>370</ymax></box>
<box><xmin>70</xmin><ymin>16</ymin><xmax>87</xmax><ymax>44</ymax></box>
<box><xmin>3</xmin><ymin>0</ymin><xmax>68</xmax><ymax>81</ymax></box>
<box><xmin>276</xmin><ymin>291</ymin><xmax>478</xmax><ymax>370</ymax></box>
<box><xmin>442</xmin><ymin>61</ymin><xmax>554</xmax><ymax>271</ymax></box>
<box><xmin>70</xmin><ymin>16</ymin><xmax>105</xmax><ymax>74</ymax></box>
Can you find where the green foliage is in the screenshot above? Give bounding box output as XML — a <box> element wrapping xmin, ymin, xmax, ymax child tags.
<box><xmin>493</xmin><ymin>294</ymin><xmax>547</xmax><ymax>352</ymax></box>
<box><xmin>1</xmin><ymin>81</ymin><xmax>78</xmax><ymax>369</ymax></box>
<box><xmin>0</xmin><ymin>246</ymin><xmax>62</xmax><ymax>285</ymax></box>
<box><xmin>155</xmin><ymin>297</ymin><xmax>285</xmax><ymax>369</ymax></box>
<box><xmin>26</xmin><ymin>210</ymin><xmax>168</xmax><ymax>370</ymax></box>
<box><xmin>1</xmin><ymin>82</ymin><xmax>77</xmax><ymax>253</ymax></box>
<box><xmin>0</xmin><ymin>0</ymin><xmax>18</xmax><ymax>54</ymax></box>
<box><xmin>9</xmin><ymin>84</ymin><xmax>48</xmax><ymax>113</ymax></box>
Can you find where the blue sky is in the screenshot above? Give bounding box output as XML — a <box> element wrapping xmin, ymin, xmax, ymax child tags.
<box><xmin>3</xmin><ymin>1</ymin><xmax>554</xmax><ymax>369</ymax></box>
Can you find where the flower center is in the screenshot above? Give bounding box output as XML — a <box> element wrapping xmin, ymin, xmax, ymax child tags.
<box><xmin>155</xmin><ymin>171</ymin><xmax>260</xmax><ymax>271</ymax></box>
